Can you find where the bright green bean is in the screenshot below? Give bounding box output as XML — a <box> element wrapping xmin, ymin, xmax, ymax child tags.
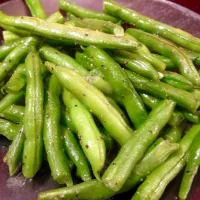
<box><xmin>126</xmin><ymin>28</ymin><xmax>200</xmax><ymax>86</ymax></box>
<box><xmin>22</xmin><ymin>50</ymin><xmax>44</xmax><ymax>178</ymax></box>
<box><xmin>45</xmin><ymin>61</ymin><xmax>134</xmax><ymax>145</ymax></box>
<box><xmin>3</xmin><ymin>30</ymin><xmax>20</xmax><ymax>43</ymax></box>
<box><xmin>163</xmin><ymin>125</ymin><xmax>183</xmax><ymax>143</ymax></box>
<box><xmin>104</xmin><ymin>0</ymin><xmax>200</xmax><ymax>52</ymax></box>
<box><xmin>4</xmin><ymin>119</ymin><xmax>25</xmax><ymax>175</ymax></box>
<box><xmin>152</xmin><ymin>54</ymin><xmax>176</xmax><ymax>69</ymax></box>
<box><xmin>102</xmin><ymin>100</ymin><xmax>175</xmax><ymax>191</ymax></box>
<box><xmin>43</xmin><ymin>76</ymin><xmax>73</xmax><ymax>185</ymax></box>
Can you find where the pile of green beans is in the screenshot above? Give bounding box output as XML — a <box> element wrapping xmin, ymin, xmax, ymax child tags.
<box><xmin>0</xmin><ymin>1</ymin><xmax>199</xmax><ymax>200</ymax></box>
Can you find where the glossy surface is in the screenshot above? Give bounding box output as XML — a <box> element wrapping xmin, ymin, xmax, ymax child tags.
<box><xmin>0</xmin><ymin>0</ymin><xmax>200</xmax><ymax>200</ymax></box>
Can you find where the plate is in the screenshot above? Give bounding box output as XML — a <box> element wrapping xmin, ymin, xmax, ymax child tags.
<box><xmin>0</xmin><ymin>0</ymin><xmax>200</xmax><ymax>200</ymax></box>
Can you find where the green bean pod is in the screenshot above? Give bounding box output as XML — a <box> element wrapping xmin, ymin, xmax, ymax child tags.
<box><xmin>65</xmin><ymin>18</ymin><xmax>124</xmax><ymax>36</ymax></box>
<box><xmin>85</xmin><ymin>46</ymin><xmax>148</xmax><ymax>128</ymax></box>
<box><xmin>102</xmin><ymin>100</ymin><xmax>175</xmax><ymax>191</ymax></box>
<box><xmin>131</xmin><ymin>123</ymin><xmax>200</xmax><ymax>200</ymax></box>
<box><xmin>39</xmin><ymin>45</ymin><xmax>113</xmax><ymax>95</ymax></box>
<box><xmin>43</xmin><ymin>76</ymin><xmax>73</xmax><ymax>185</ymax></box>
<box><xmin>25</xmin><ymin>0</ymin><xmax>47</xmax><ymax>19</ymax></box>
<box><xmin>59</xmin><ymin>0</ymin><xmax>118</xmax><ymax>22</ymax></box>
<box><xmin>104</xmin><ymin>0</ymin><xmax>200</xmax><ymax>52</ymax></box>
<box><xmin>0</xmin><ymin>91</ymin><xmax>24</xmax><ymax>113</ymax></box>
<box><xmin>179</xmin><ymin>133</ymin><xmax>200</xmax><ymax>200</ymax></box>
<box><xmin>46</xmin><ymin>11</ymin><xmax>65</xmax><ymax>23</ymax></box>
<box><xmin>61</xmin><ymin>126</ymin><xmax>92</xmax><ymax>181</ymax></box>
<box><xmin>3</xmin><ymin>30</ymin><xmax>20</xmax><ymax>43</ymax></box>
<box><xmin>161</xmin><ymin>71</ymin><xmax>194</xmax><ymax>91</ymax></box>
<box><xmin>127</xmin><ymin>70</ymin><xmax>199</xmax><ymax>113</ymax></box>
<box><xmin>4</xmin><ymin>119</ymin><xmax>25</xmax><ymax>175</ymax></box>
<box><xmin>0</xmin><ymin>118</ymin><xmax>18</xmax><ymax>140</ymax></box>
<box><xmin>140</xmin><ymin>93</ymin><xmax>184</xmax><ymax>127</ymax></box>
<box><xmin>126</xmin><ymin>28</ymin><xmax>200</xmax><ymax>86</ymax></box>
<box><xmin>0</xmin><ymin>36</ymin><xmax>38</xmax><ymax>82</ymax></box>
<box><xmin>45</xmin><ymin>61</ymin><xmax>134</xmax><ymax>145</ymax></box>
<box><xmin>22</xmin><ymin>50</ymin><xmax>44</xmax><ymax>178</ymax></box>
<box><xmin>183</xmin><ymin>111</ymin><xmax>199</xmax><ymax>124</ymax></box>
<box><xmin>152</xmin><ymin>54</ymin><xmax>176</xmax><ymax>69</ymax></box>
<box><xmin>163</xmin><ymin>125</ymin><xmax>183</xmax><ymax>143</ymax></box>
<box><xmin>0</xmin><ymin>38</ymin><xmax>25</xmax><ymax>61</ymax></box>
<box><xmin>112</xmin><ymin>50</ymin><xmax>160</xmax><ymax>80</ymax></box>
<box><xmin>0</xmin><ymin>11</ymin><xmax>141</xmax><ymax>51</ymax></box>
<box><xmin>0</xmin><ymin>105</ymin><xmax>24</xmax><ymax>123</ymax></box>
<box><xmin>63</xmin><ymin>90</ymin><xmax>106</xmax><ymax>180</ymax></box>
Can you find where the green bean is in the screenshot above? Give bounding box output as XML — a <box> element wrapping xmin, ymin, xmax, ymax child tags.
<box><xmin>39</xmin><ymin>45</ymin><xmax>113</xmax><ymax>95</ymax></box>
<box><xmin>46</xmin><ymin>12</ymin><xmax>65</xmax><ymax>24</ymax></box>
<box><xmin>67</xmin><ymin>12</ymin><xmax>77</xmax><ymax>20</ymax></box>
<box><xmin>163</xmin><ymin>125</ymin><xmax>183</xmax><ymax>143</ymax></box>
<box><xmin>102</xmin><ymin>100</ymin><xmax>175</xmax><ymax>191</ymax></box>
<box><xmin>61</xmin><ymin>126</ymin><xmax>92</xmax><ymax>181</ymax></box>
<box><xmin>111</xmin><ymin>50</ymin><xmax>160</xmax><ymax>80</ymax></box>
<box><xmin>38</xmin><ymin>131</ymin><xmax>178</xmax><ymax>200</ymax></box>
<box><xmin>43</xmin><ymin>76</ymin><xmax>72</xmax><ymax>185</ymax></box>
<box><xmin>65</xmin><ymin>18</ymin><xmax>124</xmax><ymax>36</ymax></box>
<box><xmin>131</xmin><ymin>123</ymin><xmax>200</xmax><ymax>200</ymax></box>
<box><xmin>126</xmin><ymin>28</ymin><xmax>200</xmax><ymax>86</ymax></box>
<box><xmin>183</xmin><ymin>112</ymin><xmax>199</xmax><ymax>124</ymax></box>
<box><xmin>0</xmin><ymin>91</ymin><xmax>24</xmax><ymax>113</ymax></box>
<box><xmin>59</xmin><ymin>0</ymin><xmax>118</xmax><ymax>22</ymax></box>
<box><xmin>0</xmin><ymin>105</ymin><xmax>24</xmax><ymax>123</ymax></box>
<box><xmin>127</xmin><ymin>70</ymin><xmax>199</xmax><ymax>113</ymax></box>
<box><xmin>141</xmin><ymin>93</ymin><xmax>184</xmax><ymax>127</ymax></box>
<box><xmin>126</xmin><ymin>138</ymin><xmax>179</xmax><ymax>188</ymax></box>
<box><xmin>85</xmin><ymin>46</ymin><xmax>148</xmax><ymax>128</ymax></box>
<box><xmin>3</xmin><ymin>64</ymin><xmax>26</xmax><ymax>93</ymax></box>
<box><xmin>22</xmin><ymin>50</ymin><xmax>44</xmax><ymax>178</ymax></box>
<box><xmin>152</xmin><ymin>54</ymin><xmax>176</xmax><ymax>69</ymax></box>
<box><xmin>0</xmin><ymin>118</ymin><xmax>18</xmax><ymax>140</ymax></box>
<box><xmin>179</xmin><ymin>133</ymin><xmax>200</xmax><ymax>200</ymax></box>
<box><xmin>0</xmin><ymin>38</ymin><xmax>23</xmax><ymax>61</ymax></box>
<box><xmin>25</xmin><ymin>0</ymin><xmax>47</xmax><ymax>19</ymax></box>
<box><xmin>45</xmin><ymin>61</ymin><xmax>134</xmax><ymax>145</ymax></box>
<box><xmin>60</xmin><ymin>109</ymin><xmax>76</xmax><ymax>133</ymax></box>
<box><xmin>0</xmin><ymin>36</ymin><xmax>38</xmax><ymax>82</ymax></box>
<box><xmin>3</xmin><ymin>31</ymin><xmax>20</xmax><ymax>43</ymax></box>
<box><xmin>4</xmin><ymin>119</ymin><xmax>25</xmax><ymax>175</ymax></box>
<box><xmin>63</xmin><ymin>90</ymin><xmax>106</xmax><ymax>180</ymax></box>
<box><xmin>104</xmin><ymin>0</ymin><xmax>200</xmax><ymax>52</ymax></box>
<box><xmin>0</xmin><ymin>12</ymin><xmax>141</xmax><ymax>51</ymax></box>
<box><xmin>183</xmin><ymin>48</ymin><xmax>200</xmax><ymax>64</ymax></box>
<box><xmin>161</xmin><ymin>71</ymin><xmax>194</xmax><ymax>91</ymax></box>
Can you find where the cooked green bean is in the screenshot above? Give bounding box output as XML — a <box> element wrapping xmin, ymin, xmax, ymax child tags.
<box><xmin>102</xmin><ymin>100</ymin><xmax>175</xmax><ymax>191</ymax></box>
<box><xmin>163</xmin><ymin>125</ymin><xmax>183</xmax><ymax>143</ymax></box>
<box><xmin>59</xmin><ymin>0</ymin><xmax>118</xmax><ymax>22</ymax></box>
<box><xmin>4</xmin><ymin>119</ymin><xmax>25</xmax><ymax>175</ymax></box>
<box><xmin>45</xmin><ymin>61</ymin><xmax>134</xmax><ymax>145</ymax></box>
<box><xmin>104</xmin><ymin>0</ymin><xmax>200</xmax><ymax>52</ymax></box>
<box><xmin>0</xmin><ymin>37</ymin><xmax>38</xmax><ymax>82</ymax></box>
<box><xmin>61</xmin><ymin>126</ymin><xmax>92</xmax><ymax>181</ymax></box>
<box><xmin>3</xmin><ymin>30</ymin><xmax>20</xmax><ymax>43</ymax></box>
<box><xmin>152</xmin><ymin>54</ymin><xmax>176</xmax><ymax>69</ymax></box>
<box><xmin>43</xmin><ymin>76</ymin><xmax>73</xmax><ymax>185</ymax></box>
<box><xmin>85</xmin><ymin>46</ymin><xmax>148</xmax><ymax>128</ymax></box>
<box><xmin>0</xmin><ymin>118</ymin><xmax>18</xmax><ymax>140</ymax></box>
<box><xmin>22</xmin><ymin>50</ymin><xmax>44</xmax><ymax>178</ymax></box>
<box><xmin>0</xmin><ymin>12</ymin><xmax>141</xmax><ymax>51</ymax></box>
<box><xmin>65</xmin><ymin>18</ymin><xmax>124</xmax><ymax>36</ymax></box>
<box><xmin>0</xmin><ymin>91</ymin><xmax>24</xmax><ymax>113</ymax></box>
<box><xmin>140</xmin><ymin>93</ymin><xmax>184</xmax><ymax>127</ymax></box>
<box><xmin>63</xmin><ymin>90</ymin><xmax>105</xmax><ymax>180</ymax></box>
<box><xmin>131</xmin><ymin>123</ymin><xmax>200</xmax><ymax>200</ymax></box>
<box><xmin>46</xmin><ymin>12</ymin><xmax>65</xmax><ymax>24</ymax></box>
<box><xmin>25</xmin><ymin>0</ymin><xmax>47</xmax><ymax>19</ymax></box>
<box><xmin>127</xmin><ymin>70</ymin><xmax>199</xmax><ymax>113</ymax></box>
<box><xmin>0</xmin><ymin>105</ymin><xmax>24</xmax><ymax>123</ymax></box>
<box><xmin>126</xmin><ymin>28</ymin><xmax>200</xmax><ymax>86</ymax></box>
<box><xmin>183</xmin><ymin>112</ymin><xmax>199</xmax><ymax>124</ymax></box>
<box><xmin>179</xmin><ymin>133</ymin><xmax>200</xmax><ymax>200</ymax></box>
<box><xmin>112</xmin><ymin>50</ymin><xmax>160</xmax><ymax>80</ymax></box>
